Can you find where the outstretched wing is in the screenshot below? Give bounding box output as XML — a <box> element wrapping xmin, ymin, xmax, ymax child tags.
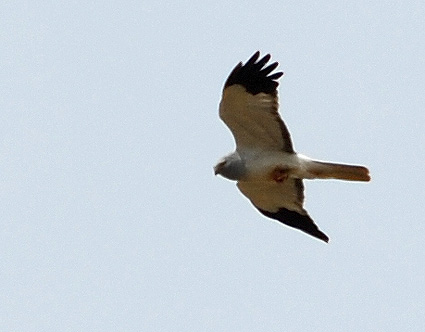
<box><xmin>219</xmin><ymin>51</ymin><xmax>294</xmax><ymax>153</ymax></box>
<box><xmin>237</xmin><ymin>179</ymin><xmax>329</xmax><ymax>242</ymax></box>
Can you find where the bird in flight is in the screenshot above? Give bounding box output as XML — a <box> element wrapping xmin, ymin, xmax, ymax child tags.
<box><xmin>214</xmin><ymin>51</ymin><xmax>370</xmax><ymax>242</ymax></box>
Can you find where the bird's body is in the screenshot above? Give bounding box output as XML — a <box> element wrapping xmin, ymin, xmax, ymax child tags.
<box><xmin>214</xmin><ymin>52</ymin><xmax>370</xmax><ymax>242</ymax></box>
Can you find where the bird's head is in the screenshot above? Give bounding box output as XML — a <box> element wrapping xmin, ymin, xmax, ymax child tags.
<box><xmin>214</xmin><ymin>158</ymin><xmax>227</xmax><ymax>176</ymax></box>
<box><xmin>214</xmin><ymin>153</ymin><xmax>245</xmax><ymax>181</ymax></box>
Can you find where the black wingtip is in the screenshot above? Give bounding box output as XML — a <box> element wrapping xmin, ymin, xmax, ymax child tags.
<box><xmin>224</xmin><ymin>51</ymin><xmax>283</xmax><ymax>95</ymax></box>
<box><xmin>258</xmin><ymin>208</ymin><xmax>329</xmax><ymax>243</ymax></box>
<box><xmin>317</xmin><ymin>232</ymin><xmax>330</xmax><ymax>243</ymax></box>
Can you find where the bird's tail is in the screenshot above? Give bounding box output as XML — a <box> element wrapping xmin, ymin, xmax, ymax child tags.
<box><xmin>307</xmin><ymin>160</ymin><xmax>370</xmax><ymax>182</ymax></box>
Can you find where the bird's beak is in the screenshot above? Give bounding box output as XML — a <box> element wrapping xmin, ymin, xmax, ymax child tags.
<box><xmin>214</xmin><ymin>160</ymin><xmax>225</xmax><ymax>176</ymax></box>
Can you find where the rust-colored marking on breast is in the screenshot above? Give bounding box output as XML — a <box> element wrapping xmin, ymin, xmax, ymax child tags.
<box><xmin>270</xmin><ymin>167</ymin><xmax>290</xmax><ymax>183</ymax></box>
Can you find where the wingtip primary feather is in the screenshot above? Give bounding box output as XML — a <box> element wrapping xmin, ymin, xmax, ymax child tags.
<box><xmin>318</xmin><ymin>232</ymin><xmax>330</xmax><ymax>243</ymax></box>
<box><xmin>258</xmin><ymin>207</ymin><xmax>329</xmax><ymax>243</ymax></box>
<box><xmin>223</xmin><ymin>51</ymin><xmax>283</xmax><ymax>95</ymax></box>
<box><xmin>246</xmin><ymin>51</ymin><xmax>261</xmax><ymax>65</ymax></box>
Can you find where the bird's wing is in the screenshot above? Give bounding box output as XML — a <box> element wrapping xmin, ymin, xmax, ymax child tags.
<box><xmin>219</xmin><ymin>51</ymin><xmax>294</xmax><ymax>154</ymax></box>
<box><xmin>237</xmin><ymin>179</ymin><xmax>329</xmax><ymax>242</ymax></box>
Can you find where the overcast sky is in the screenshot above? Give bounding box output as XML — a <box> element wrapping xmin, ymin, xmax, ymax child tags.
<box><xmin>1</xmin><ymin>1</ymin><xmax>425</xmax><ymax>331</ymax></box>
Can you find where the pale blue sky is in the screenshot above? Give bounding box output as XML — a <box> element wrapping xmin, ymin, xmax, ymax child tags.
<box><xmin>1</xmin><ymin>1</ymin><xmax>424</xmax><ymax>331</ymax></box>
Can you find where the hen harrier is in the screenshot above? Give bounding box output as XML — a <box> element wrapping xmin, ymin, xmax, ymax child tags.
<box><xmin>214</xmin><ymin>52</ymin><xmax>370</xmax><ymax>242</ymax></box>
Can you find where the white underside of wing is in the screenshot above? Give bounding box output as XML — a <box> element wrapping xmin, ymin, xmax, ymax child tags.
<box><xmin>237</xmin><ymin>179</ymin><xmax>306</xmax><ymax>214</ymax></box>
<box><xmin>219</xmin><ymin>85</ymin><xmax>292</xmax><ymax>153</ymax></box>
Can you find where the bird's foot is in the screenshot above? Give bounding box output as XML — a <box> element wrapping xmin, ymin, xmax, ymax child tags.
<box><xmin>271</xmin><ymin>167</ymin><xmax>289</xmax><ymax>183</ymax></box>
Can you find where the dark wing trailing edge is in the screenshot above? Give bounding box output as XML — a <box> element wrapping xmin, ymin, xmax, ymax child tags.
<box><xmin>258</xmin><ymin>208</ymin><xmax>329</xmax><ymax>243</ymax></box>
<box><xmin>224</xmin><ymin>51</ymin><xmax>284</xmax><ymax>95</ymax></box>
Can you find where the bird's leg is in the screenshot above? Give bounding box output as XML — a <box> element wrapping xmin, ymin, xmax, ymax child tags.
<box><xmin>271</xmin><ymin>167</ymin><xmax>289</xmax><ymax>183</ymax></box>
